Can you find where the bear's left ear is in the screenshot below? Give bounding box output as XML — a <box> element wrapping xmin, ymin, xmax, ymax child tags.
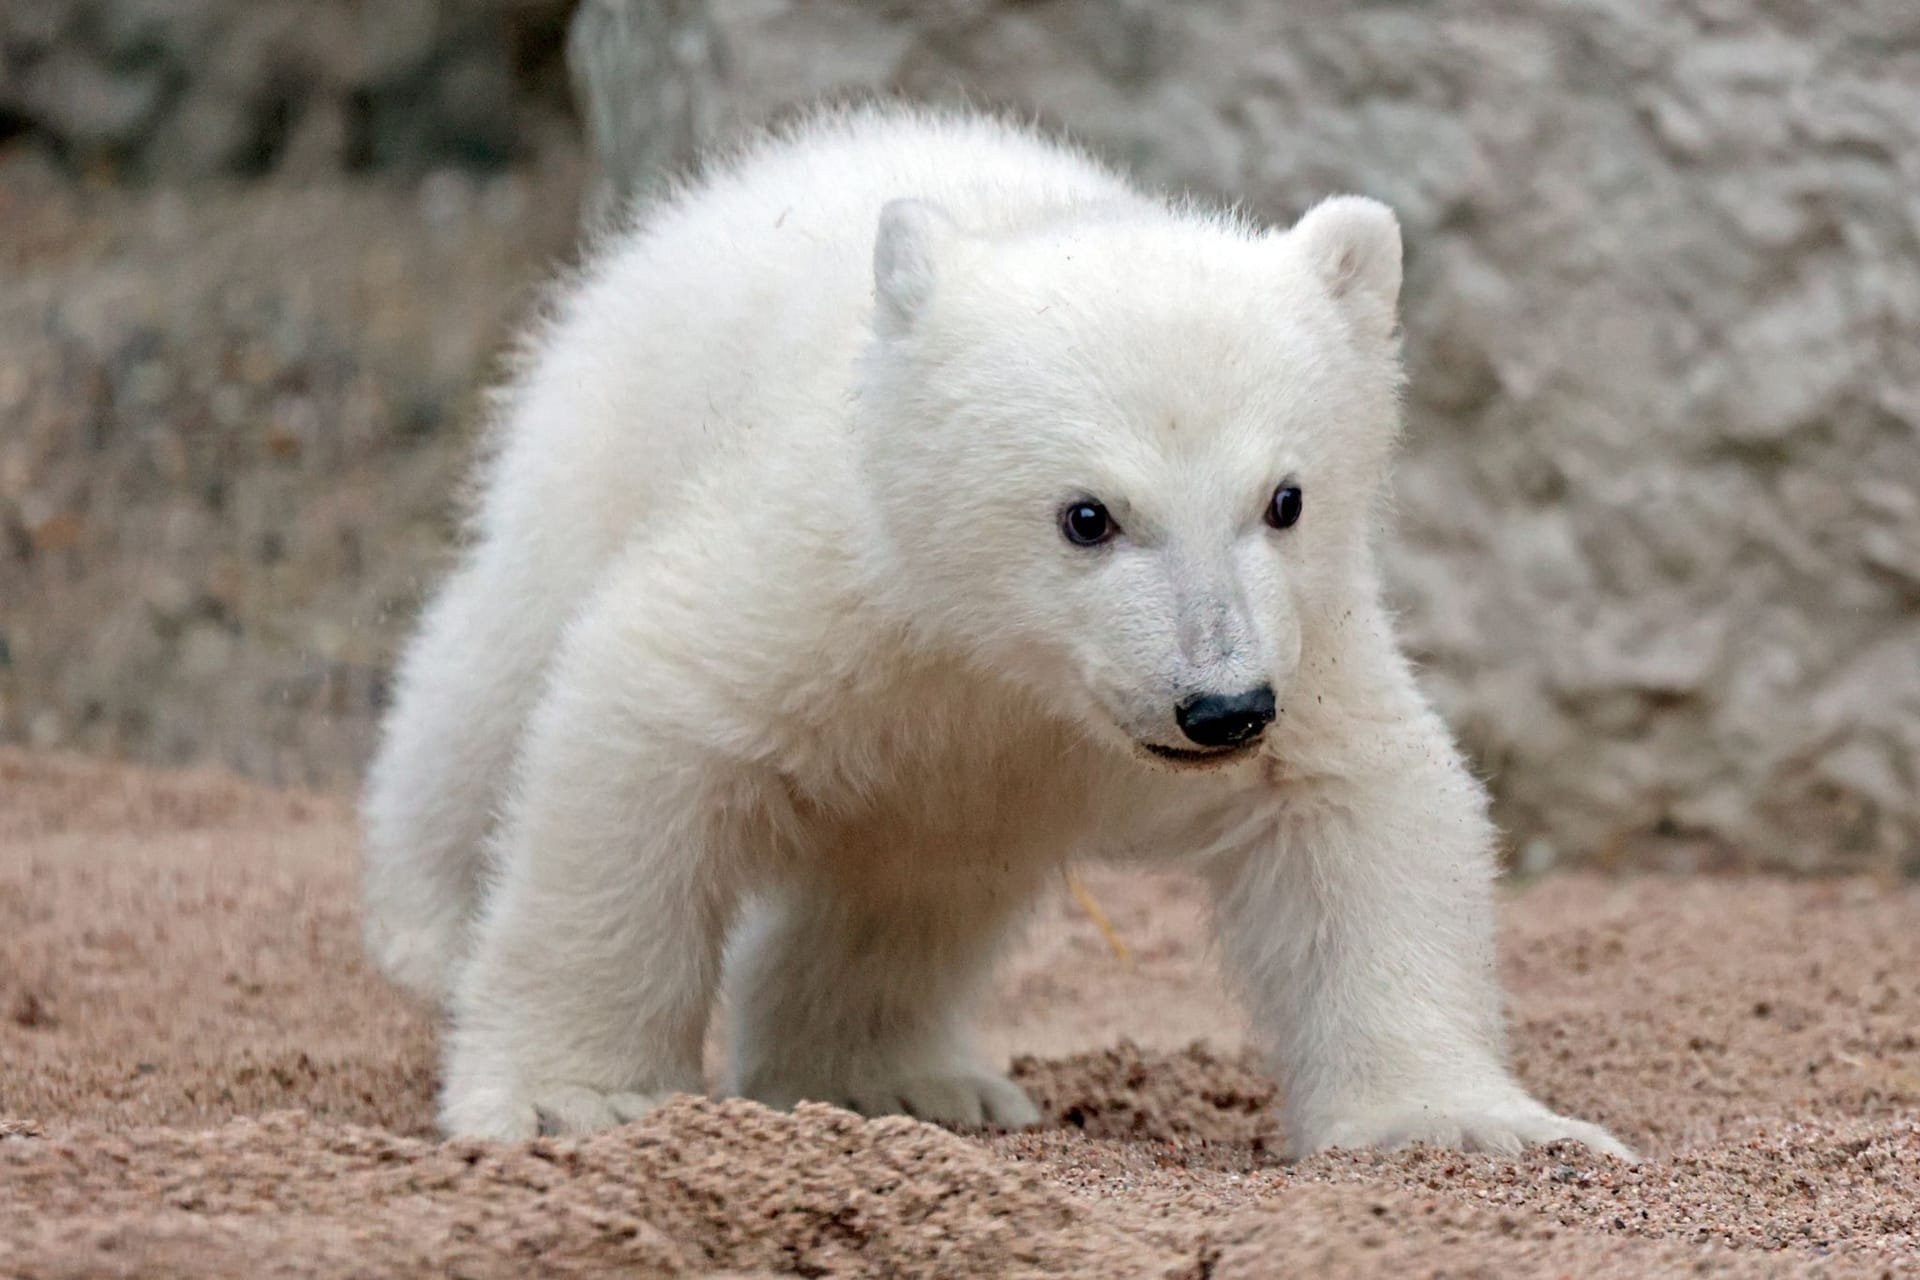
<box><xmin>1288</xmin><ymin>196</ymin><xmax>1402</xmax><ymax>348</ymax></box>
<box><xmin>873</xmin><ymin>198</ymin><xmax>959</xmax><ymax>338</ymax></box>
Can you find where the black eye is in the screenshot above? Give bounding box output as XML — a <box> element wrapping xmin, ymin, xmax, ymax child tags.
<box><xmin>1061</xmin><ymin>500</ymin><xmax>1115</xmax><ymax>546</ymax></box>
<box><xmin>1267</xmin><ymin>484</ymin><xmax>1304</xmax><ymax>531</ymax></box>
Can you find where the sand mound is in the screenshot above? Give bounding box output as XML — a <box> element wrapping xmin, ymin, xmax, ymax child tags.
<box><xmin>1</xmin><ymin>748</ymin><xmax>1915</xmax><ymax>1276</ymax></box>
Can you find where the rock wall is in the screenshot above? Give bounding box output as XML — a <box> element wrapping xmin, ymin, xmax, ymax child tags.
<box><xmin>0</xmin><ymin>155</ymin><xmax>585</xmax><ymax>784</ymax></box>
<box><xmin>0</xmin><ymin>0</ymin><xmax>575</xmax><ymax>176</ymax></box>
<box><xmin>4</xmin><ymin>0</ymin><xmax>1915</xmax><ymax>873</ymax></box>
<box><xmin>582</xmin><ymin>0</ymin><xmax>1920</xmax><ymax>873</ymax></box>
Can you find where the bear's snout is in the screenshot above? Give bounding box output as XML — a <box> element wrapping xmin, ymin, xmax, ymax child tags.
<box><xmin>1174</xmin><ymin>687</ymin><xmax>1277</xmax><ymax>749</ymax></box>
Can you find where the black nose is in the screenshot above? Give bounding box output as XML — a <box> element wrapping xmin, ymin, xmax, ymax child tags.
<box><xmin>1175</xmin><ymin>686</ymin><xmax>1277</xmax><ymax>749</ymax></box>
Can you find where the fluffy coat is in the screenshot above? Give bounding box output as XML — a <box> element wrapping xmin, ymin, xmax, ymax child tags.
<box><xmin>361</xmin><ymin>105</ymin><xmax>1630</xmax><ymax>1159</ymax></box>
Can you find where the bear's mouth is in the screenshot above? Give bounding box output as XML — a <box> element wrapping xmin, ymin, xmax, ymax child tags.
<box><xmin>1140</xmin><ymin>741</ymin><xmax>1263</xmax><ymax>769</ymax></box>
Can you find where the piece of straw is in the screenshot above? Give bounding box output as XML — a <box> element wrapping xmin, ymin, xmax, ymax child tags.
<box><xmin>1066</xmin><ymin>870</ymin><xmax>1132</xmax><ymax>965</ymax></box>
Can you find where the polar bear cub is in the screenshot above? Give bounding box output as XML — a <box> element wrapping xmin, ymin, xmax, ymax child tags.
<box><xmin>361</xmin><ymin>105</ymin><xmax>1631</xmax><ymax>1159</ymax></box>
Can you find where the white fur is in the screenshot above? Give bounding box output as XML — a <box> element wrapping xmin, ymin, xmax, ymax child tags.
<box><xmin>361</xmin><ymin>105</ymin><xmax>1631</xmax><ymax>1160</ymax></box>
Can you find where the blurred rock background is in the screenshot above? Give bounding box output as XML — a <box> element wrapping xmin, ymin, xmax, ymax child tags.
<box><xmin>2</xmin><ymin>0</ymin><xmax>1916</xmax><ymax>875</ymax></box>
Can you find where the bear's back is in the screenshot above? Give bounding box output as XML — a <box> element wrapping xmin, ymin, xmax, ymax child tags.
<box><xmin>665</xmin><ymin>106</ymin><xmax>1141</xmax><ymax>247</ymax></box>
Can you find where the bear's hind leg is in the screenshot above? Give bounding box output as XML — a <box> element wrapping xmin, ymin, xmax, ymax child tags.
<box><xmin>361</xmin><ymin>550</ymin><xmax>566</xmax><ymax>1002</ymax></box>
<box><xmin>723</xmin><ymin>874</ymin><xmax>1043</xmax><ymax>1128</ymax></box>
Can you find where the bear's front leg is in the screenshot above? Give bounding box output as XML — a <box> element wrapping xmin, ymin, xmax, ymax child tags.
<box><xmin>438</xmin><ymin>602</ymin><xmax>767</xmax><ymax>1140</ymax></box>
<box><xmin>1206</xmin><ymin>721</ymin><xmax>1634</xmax><ymax>1162</ymax></box>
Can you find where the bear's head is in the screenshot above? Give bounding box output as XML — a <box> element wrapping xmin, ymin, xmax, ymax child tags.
<box><xmin>855</xmin><ymin>194</ymin><xmax>1405</xmax><ymax>769</ymax></box>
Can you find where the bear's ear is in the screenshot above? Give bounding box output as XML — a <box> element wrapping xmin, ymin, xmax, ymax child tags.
<box><xmin>1289</xmin><ymin>196</ymin><xmax>1402</xmax><ymax>347</ymax></box>
<box><xmin>873</xmin><ymin>198</ymin><xmax>958</xmax><ymax>337</ymax></box>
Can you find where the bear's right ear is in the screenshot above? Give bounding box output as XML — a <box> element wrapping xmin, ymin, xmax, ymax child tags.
<box><xmin>873</xmin><ymin>199</ymin><xmax>957</xmax><ymax>337</ymax></box>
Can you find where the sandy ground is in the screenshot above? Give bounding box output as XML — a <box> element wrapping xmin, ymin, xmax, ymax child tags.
<box><xmin>1</xmin><ymin>748</ymin><xmax>1916</xmax><ymax>1277</ymax></box>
